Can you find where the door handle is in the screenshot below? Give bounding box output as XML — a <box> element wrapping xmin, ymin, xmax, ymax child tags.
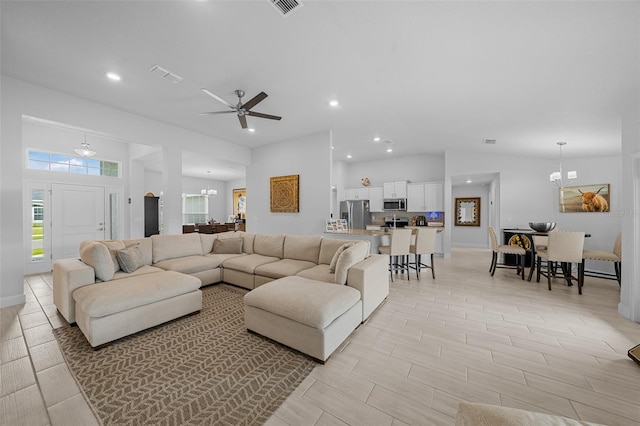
<box><xmin>97</xmin><ymin>228</ymin><xmax>104</xmax><ymax>231</ymax></box>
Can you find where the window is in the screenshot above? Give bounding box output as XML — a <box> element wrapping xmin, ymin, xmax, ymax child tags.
<box><xmin>27</xmin><ymin>150</ymin><xmax>119</xmax><ymax>177</ymax></box>
<box><xmin>182</xmin><ymin>194</ymin><xmax>209</xmax><ymax>224</ymax></box>
<box><xmin>31</xmin><ymin>190</ymin><xmax>45</xmax><ymax>262</ymax></box>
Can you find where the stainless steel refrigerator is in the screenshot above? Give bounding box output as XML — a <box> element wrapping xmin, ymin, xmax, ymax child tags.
<box><xmin>340</xmin><ymin>200</ymin><xmax>371</xmax><ymax>230</ymax></box>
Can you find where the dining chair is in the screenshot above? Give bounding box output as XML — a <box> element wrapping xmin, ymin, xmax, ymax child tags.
<box><xmin>536</xmin><ymin>231</ymin><xmax>585</xmax><ymax>294</ymax></box>
<box><xmin>378</xmin><ymin>228</ymin><xmax>412</xmax><ymax>282</ymax></box>
<box><xmin>488</xmin><ymin>226</ymin><xmax>526</xmax><ymax>279</ymax></box>
<box><xmin>409</xmin><ymin>227</ymin><xmax>437</xmax><ymax>279</ymax></box>
<box><xmin>582</xmin><ymin>232</ymin><xmax>621</xmax><ymax>286</ymax></box>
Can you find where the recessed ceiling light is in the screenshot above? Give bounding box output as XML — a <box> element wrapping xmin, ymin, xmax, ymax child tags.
<box><xmin>373</xmin><ymin>137</ymin><xmax>381</xmax><ymax>142</ymax></box>
<box><xmin>106</xmin><ymin>72</ymin><xmax>121</xmax><ymax>81</ymax></box>
<box><xmin>329</xmin><ymin>100</ymin><xmax>339</xmax><ymax>107</ymax></box>
<box><xmin>247</xmin><ymin>128</ymin><xmax>255</xmax><ymax>132</ymax></box>
<box><xmin>386</xmin><ymin>148</ymin><xmax>393</xmax><ymax>153</ymax></box>
<box><xmin>346</xmin><ymin>154</ymin><xmax>352</xmax><ymax>159</ymax></box>
<box><xmin>331</xmin><ymin>146</ymin><xmax>335</xmax><ymax>150</ymax></box>
<box><xmin>466</xmin><ymin>179</ymin><xmax>473</xmax><ymax>183</ymax></box>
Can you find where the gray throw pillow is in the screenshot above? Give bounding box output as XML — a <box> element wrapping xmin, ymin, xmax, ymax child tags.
<box><xmin>213</xmin><ymin>238</ymin><xmax>243</xmax><ymax>254</ymax></box>
<box><xmin>116</xmin><ymin>244</ymin><xmax>144</xmax><ymax>273</ymax></box>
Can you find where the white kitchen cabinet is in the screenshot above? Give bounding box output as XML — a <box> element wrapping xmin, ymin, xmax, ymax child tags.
<box><xmin>407</xmin><ymin>181</ymin><xmax>443</xmax><ymax>211</ymax></box>
<box><xmin>383</xmin><ymin>181</ymin><xmax>407</xmax><ymax>199</ymax></box>
<box><xmin>344</xmin><ymin>187</ymin><xmax>370</xmax><ymax>200</ymax></box>
<box><xmin>368</xmin><ymin>187</ymin><xmax>384</xmax><ymax>212</ymax></box>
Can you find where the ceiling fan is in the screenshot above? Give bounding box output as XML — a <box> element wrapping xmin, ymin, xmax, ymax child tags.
<box><xmin>199</xmin><ymin>89</ymin><xmax>282</xmax><ymax>129</ymax></box>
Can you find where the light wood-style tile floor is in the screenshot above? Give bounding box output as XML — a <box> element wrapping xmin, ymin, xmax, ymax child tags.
<box><xmin>2</xmin><ymin>247</ymin><xmax>639</xmax><ymax>425</ymax></box>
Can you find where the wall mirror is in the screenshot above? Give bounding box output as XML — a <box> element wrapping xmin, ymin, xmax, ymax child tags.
<box><xmin>455</xmin><ymin>197</ymin><xmax>481</xmax><ymax>227</ymax></box>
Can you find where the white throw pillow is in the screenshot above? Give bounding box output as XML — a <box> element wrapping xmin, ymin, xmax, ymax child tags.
<box><xmin>101</xmin><ymin>240</ymin><xmax>126</xmax><ymax>273</ymax></box>
<box><xmin>79</xmin><ymin>241</ymin><xmax>115</xmax><ymax>281</ymax></box>
<box><xmin>328</xmin><ymin>243</ymin><xmax>353</xmax><ymax>273</ymax></box>
<box><xmin>334</xmin><ymin>241</ymin><xmax>369</xmax><ymax>285</ymax></box>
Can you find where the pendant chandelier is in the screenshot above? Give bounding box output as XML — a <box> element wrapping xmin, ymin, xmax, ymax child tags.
<box><xmin>549</xmin><ymin>141</ymin><xmax>577</xmax><ymax>187</ymax></box>
<box><xmin>74</xmin><ymin>133</ymin><xmax>96</xmax><ymax>157</ymax></box>
<box><xmin>201</xmin><ymin>171</ymin><xmax>218</xmax><ymax>196</ymax></box>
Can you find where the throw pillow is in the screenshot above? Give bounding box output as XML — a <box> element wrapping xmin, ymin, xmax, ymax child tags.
<box><xmin>116</xmin><ymin>244</ymin><xmax>145</xmax><ymax>274</ymax></box>
<box><xmin>79</xmin><ymin>240</ymin><xmax>115</xmax><ymax>281</ymax></box>
<box><xmin>213</xmin><ymin>238</ymin><xmax>243</xmax><ymax>254</ymax></box>
<box><xmin>334</xmin><ymin>241</ymin><xmax>369</xmax><ymax>285</ymax></box>
<box><xmin>101</xmin><ymin>240</ymin><xmax>126</xmax><ymax>273</ymax></box>
<box><xmin>329</xmin><ymin>242</ymin><xmax>353</xmax><ymax>273</ymax></box>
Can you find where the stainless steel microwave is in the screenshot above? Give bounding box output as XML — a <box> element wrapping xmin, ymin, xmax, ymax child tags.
<box><xmin>383</xmin><ymin>199</ymin><xmax>407</xmax><ymax>211</ymax></box>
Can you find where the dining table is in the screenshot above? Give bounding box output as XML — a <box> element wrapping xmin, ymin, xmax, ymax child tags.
<box><xmin>502</xmin><ymin>228</ymin><xmax>590</xmax><ymax>282</ymax></box>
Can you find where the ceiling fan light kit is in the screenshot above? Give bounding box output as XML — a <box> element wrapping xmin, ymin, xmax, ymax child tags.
<box><xmin>199</xmin><ymin>88</ymin><xmax>282</xmax><ymax>129</ymax></box>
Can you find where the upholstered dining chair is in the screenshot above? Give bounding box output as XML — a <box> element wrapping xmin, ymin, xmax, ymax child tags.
<box><xmin>488</xmin><ymin>226</ymin><xmax>526</xmax><ymax>279</ymax></box>
<box><xmin>582</xmin><ymin>232</ymin><xmax>622</xmax><ymax>286</ymax></box>
<box><xmin>536</xmin><ymin>231</ymin><xmax>585</xmax><ymax>294</ymax></box>
<box><xmin>379</xmin><ymin>228</ymin><xmax>412</xmax><ymax>282</ymax></box>
<box><xmin>410</xmin><ymin>227</ymin><xmax>438</xmax><ymax>279</ymax></box>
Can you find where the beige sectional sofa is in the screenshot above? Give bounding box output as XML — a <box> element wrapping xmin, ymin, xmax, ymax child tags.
<box><xmin>53</xmin><ymin>231</ymin><xmax>389</xmax><ymax>353</ymax></box>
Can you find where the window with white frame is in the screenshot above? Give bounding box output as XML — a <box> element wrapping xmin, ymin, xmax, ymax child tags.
<box><xmin>182</xmin><ymin>194</ymin><xmax>209</xmax><ymax>224</ymax></box>
<box><xmin>27</xmin><ymin>150</ymin><xmax>119</xmax><ymax>177</ymax></box>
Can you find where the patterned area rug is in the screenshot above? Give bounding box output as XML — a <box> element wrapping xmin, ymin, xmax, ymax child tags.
<box><xmin>53</xmin><ymin>284</ymin><xmax>316</xmax><ymax>425</ymax></box>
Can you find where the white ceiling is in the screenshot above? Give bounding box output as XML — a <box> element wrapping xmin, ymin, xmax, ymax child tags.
<box><xmin>2</xmin><ymin>1</ymin><xmax>637</xmax><ymax>181</ymax></box>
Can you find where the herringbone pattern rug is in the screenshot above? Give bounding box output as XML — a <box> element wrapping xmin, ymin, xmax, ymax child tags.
<box><xmin>53</xmin><ymin>284</ymin><xmax>316</xmax><ymax>425</ymax></box>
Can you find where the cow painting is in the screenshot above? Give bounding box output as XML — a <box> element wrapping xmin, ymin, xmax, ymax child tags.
<box><xmin>558</xmin><ymin>184</ymin><xmax>610</xmax><ymax>213</ymax></box>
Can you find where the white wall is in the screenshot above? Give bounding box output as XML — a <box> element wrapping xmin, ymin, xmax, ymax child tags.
<box><xmin>444</xmin><ymin>151</ymin><xmax>622</xmax><ymax>272</ymax></box>
<box><xmin>0</xmin><ymin>76</ymin><xmax>251</xmax><ymax>307</ymax></box>
<box><xmin>247</xmin><ymin>132</ymin><xmax>332</xmax><ymax>236</ymax></box>
<box><xmin>451</xmin><ymin>184</ymin><xmax>490</xmax><ymax>248</ymax></box>
<box><xmin>344</xmin><ymin>154</ymin><xmax>445</xmax><ymax>188</ymax></box>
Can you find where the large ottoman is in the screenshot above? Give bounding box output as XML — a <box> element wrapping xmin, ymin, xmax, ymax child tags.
<box><xmin>73</xmin><ymin>271</ymin><xmax>202</xmax><ymax>347</ymax></box>
<box><xmin>244</xmin><ymin>276</ymin><xmax>362</xmax><ymax>362</ymax></box>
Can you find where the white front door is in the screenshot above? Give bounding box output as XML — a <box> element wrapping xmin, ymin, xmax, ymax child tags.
<box><xmin>52</xmin><ymin>184</ymin><xmax>105</xmax><ymax>261</ymax></box>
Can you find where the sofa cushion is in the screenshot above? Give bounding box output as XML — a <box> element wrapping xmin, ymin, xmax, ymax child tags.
<box><xmin>73</xmin><ymin>271</ymin><xmax>201</xmax><ymax>318</ymax></box>
<box><xmin>240</xmin><ymin>232</ymin><xmax>255</xmax><ymax>254</ymax></box>
<box><xmin>213</xmin><ymin>238</ymin><xmax>243</xmax><ymax>254</ymax></box>
<box><xmin>116</xmin><ymin>244</ymin><xmax>145</xmax><ymax>273</ymax></box>
<box><xmin>79</xmin><ymin>241</ymin><xmax>115</xmax><ymax>281</ymax></box>
<box><xmin>455</xmin><ymin>402</ymin><xmax>603</xmax><ymax>426</ymax></box>
<box><xmin>244</xmin><ymin>276</ymin><xmax>361</xmax><ymax>329</ymax></box>
<box><xmin>254</xmin><ymin>234</ymin><xmax>285</xmax><ymax>258</ymax></box>
<box><xmin>319</xmin><ymin>238</ymin><xmax>358</xmax><ymax>265</ymax></box>
<box><xmin>124</xmin><ymin>238</ymin><xmax>153</xmax><ymax>265</ymax></box>
<box><xmin>284</xmin><ymin>235</ymin><xmax>322</xmax><ymax>263</ymax></box>
<box><xmin>296</xmin><ymin>264</ymin><xmax>336</xmax><ymax>284</ymax></box>
<box><xmin>222</xmin><ymin>254</ymin><xmax>279</xmax><ymax>274</ymax></box>
<box><xmin>334</xmin><ymin>241</ymin><xmax>370</xmax><ymax>285</ymax></box>
<box><xmin>154</xmin><ymin>255</ymin><xmax>219</xmax><ymax>275</ymax></box>
<box><xmin>112</xmin><ymin>265</ymin><xmax>164</xmax><ymax>280</ymax></box>
<box><xmin>254</xmin><ymin>259</ymin><xmax>317</xmax><ymax>279</ymax></box>
<box><xmin>205</xmin><ymin>253</ymin><xmax>246</xmax><ymax>268</ymax></box>
<box><xmin>101</xmin><ymin>240</ymin><xmax>126</xmax><ymax>273</ymax></box>
<box><xmin>329</xmin><ymin>243</ymin><xmax>353</xmax><ymax>273</ymax></box>
<box><xmin>151</xmin><ymin>233</ymin><xmax>203</xmax><ymax>263</ymax></box>
<box><xmin>199</xmin><ymin>234</ymin><xmax>216</xmax><ymax>254</ymax></box>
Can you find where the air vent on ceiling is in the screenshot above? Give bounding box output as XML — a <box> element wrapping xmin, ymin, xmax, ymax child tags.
<box><xmin>148</xmin><ymin>65</ymin><xmax>183</xmax><ymax>84</ymax></box>
<box><xmin>482</xmin><ymin>139</ymin><xmax>497</xmax><ymax>145</ymax></box>
<box><xmin>266</xmin><ymin>0</ymin><xmax>303</xmax><ymax>17</ymax></box>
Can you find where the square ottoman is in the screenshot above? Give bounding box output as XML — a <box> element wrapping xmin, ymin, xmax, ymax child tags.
<box><xmin>244</xmin><ymin>276</ymin><xmax>362</xmax><ymax>362</ymax></box>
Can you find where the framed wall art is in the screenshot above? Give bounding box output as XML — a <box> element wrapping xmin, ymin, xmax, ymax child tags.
<box><xmin>233</xmin><ymin>188</ymin><xmax>246</xmax><ymax>217</ymax></box>
<box><xmin>559</xmin><ymin>184</ymin><xmax>610</xmax><ymax>213</ymax></box>
<box><xmin>454</xmin><ymin>197</ymin><xmax>480</xmax><ymax>226</ymax></box>
<box><xmin>270</xmin><ymin>174</ymin><xmax>299</xmax><ymax>213</ymax></box>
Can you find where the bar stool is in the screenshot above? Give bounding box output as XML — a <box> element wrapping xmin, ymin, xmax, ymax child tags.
<box><xmin>378</xmin><ymin>228</ymin><xmax>412</xmax><ymax>282</ymax></box>
<box><xmin>410</xmin><ymin>227</ymin><xmax>437</xmax><ymax>279</ymax></box>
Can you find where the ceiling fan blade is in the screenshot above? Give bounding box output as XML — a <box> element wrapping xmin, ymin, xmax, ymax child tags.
<box><xmin>198</xmin><ymin>111</ymin><xmax>236</xmax><ymax>115</ymax></box>
<box><xmin>201</xmin><ymin>88</ymin><xmax>236</xmax><ymax>109</ymax></box>
<box><xmin>241</xmin><ymin>92</ymin><xmax>268</xmax><ymax>111</ymax></box>
<box><xmin>247</xmin><ymin>111</ymin><xmax>282</xmax><ymax>121</ymax></box>
<box><xmin>238</xmin><ymin>114</ymin><xmax>248</xmax><ymax>129</ymax></box>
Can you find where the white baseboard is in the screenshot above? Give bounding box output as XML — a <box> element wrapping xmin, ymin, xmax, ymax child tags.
<box><xmin>0</xmin><ymin>293</ymin><xmax>26</xmax><ymax>308</ymax></box>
